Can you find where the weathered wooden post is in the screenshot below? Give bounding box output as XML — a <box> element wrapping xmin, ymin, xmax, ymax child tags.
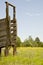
<box><xmin>5</xmin><ymin>2</ymin><xmax>9</xmax><ymax>56</ymax></box>
<box><xmin>13</xmin><ymin>7</ymin><xmax>17</xmax><ymax>55</ymax></box>
<box><xmin>5</xmin><ymin>2</ymin><xmax>17</xmax><ymax>55</ymax></box>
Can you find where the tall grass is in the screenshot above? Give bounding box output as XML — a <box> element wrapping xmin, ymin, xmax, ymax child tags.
<box><xmin>0</xmin><ymin>47</ymin><xmax>43</xmax><ymax>65</ymax></box>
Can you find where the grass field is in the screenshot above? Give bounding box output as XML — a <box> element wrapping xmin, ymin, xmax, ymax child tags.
<box><xmin>0</xmin><ymin>47</ymin><xmax>43</xmax><ymax>65</ymax></box>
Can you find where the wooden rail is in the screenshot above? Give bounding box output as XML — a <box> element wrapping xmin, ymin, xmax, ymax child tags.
<box><xmin>5</xmin><ymin>2</ymin><xmax>15</xmax><ymax>8</ymax></box>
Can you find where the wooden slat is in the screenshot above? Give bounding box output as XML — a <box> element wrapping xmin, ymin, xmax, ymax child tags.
<box><xmin>0</xmin><ymin>22</ymin><xmax>7</xmax><ymax>26</ymax></box>
<box><xmin>0</xmin><ymin>28</ymin><xmax>7</xmax><ymax>31</ymax></box>
<box><xmin>0</xmin><ymin>35</ymin><xmax>7</xmax><ymax>38</ymax></box>
<box><xmin>0</xmin><ymin>40</ymin><xmax>6</xmax><ymax>42</ymax></box>
<box><xmin>0</xmin><ymin>24</ymin><xmax>7</xmax><ymax>28</ymax></box>
<box><xmin>10</xmin><ymin>31</ymin><xmax>17</xmax><ymax>36</ymax></box>
<box><xmin>0</xmin><ymin>31</ymin><xmax>7</xmax><ymax>37</ymax></box>
<box><xmin>0</xmin><ymin>18</ymin><xmax>6</xmax><ymax>23</ymax></box>
<box><xmin>0</xmin><ymin>37</ymin><xmax>7</xmax><ymax>44</ymax></box>
<box><xmin>11</xmin><ymin>20</ymin><xmax>16</xmax><ymax>23</ymax></box>
<box><xmin>10</xmin><ymin>27</ymin><xmax>17</xmax><ymax>31</ymax></box>
<box><xmin>11</xmin><ymin>35</ymin><xmax>16</xmax><ymax>38</ymax></box>
<box><xmin>0</xmin><ymin>29</ymin><xmax>6</xmax><ymax>32</ymax></box>
<box><xmin>11</xmin><ymin>39</ymin><xmax>16</xmax><ymax>43</ymax></box>
<box><xmin>0</xmin><ymin>41</ymin><xmax>6</xmax><ymax>46</ymax></box>
<box><xmin>0</xmin><ymin>37</ymin><xmax>7</xmax><ymax>42</ymax></box>
<box><xmin>11</xmin><ymin>36</ymin><xmax>16</xmax><ymax>39</ymax></box>
<box><xmin>0</xmin><ymin>22</ymin><xmax>7</xmax><ymax>31</ymax></box>
<box><xmin>11</xmin><ymin>33</ymin><xmax>16</xmax><ymax>36</ymax></box>
<box><xmin>0</xmin><ymin>18</ymin><xmax>5</xmax><ymax>21</ymax></box>
<box><xmin>10</xmin><ymin>23</ymin><xmax>16</xmax><ymax>27</ymax></box>
<box><xmin>5</xmin><ymin>2</ymin><xmax>15</xmax><ymax>7</ymax></box>
<box><xmin>10</xmin><ymin>32</ymin><xmax>17</xmax><ymax>36</ymax></box>
<box><xmin>0</xmin><ymin>19</ymin><xmax>7</xmax><ymax>32</ymax></box>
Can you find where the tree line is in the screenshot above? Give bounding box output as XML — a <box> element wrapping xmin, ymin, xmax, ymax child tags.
<box><xmin>16</xmin><ymin>36</ymin><xmax>43</xmax><ymax>47</ymax></box>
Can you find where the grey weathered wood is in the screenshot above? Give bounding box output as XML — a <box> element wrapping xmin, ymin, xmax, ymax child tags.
<box><xmin>0</xmin><ymin>37</ymin><xmax>7</xmax><ymax>42</ymax></box>
<box><xmin>11</xmin><ymin>20</ymin><xmax>16</xmax><ymax>23</ymax></box>
<box><xmin>0</xmin><ymin>22</ymin><xmax>6</xmax><ymax>25</ymax></box>
<box><xmin>0</xmin><ymin>19</ymin><xmax>7</xmax><ymax>31</ymax></box>
<box><xmin>0</xmin><ymin>34</ymin><xmax>7</xmax><ymax>38</ymax></box>
<box><xmin>0</xmin><ymin>29</ymin><xmax>6</xmax><ymax>32</ymax></box>
<box><xmin>0</xmin><ymin>1</ymin><xmax>17</xmax><ymax>56</ymax></box>
<box><xmin>0</xmin><ymin>31</ymin><xmax>7</xmax><ymax>37</ymax></box>
<box><xmin>0</xmin><ymin>41</ymin><xmax>6</xmax><ymax>47</ymax></box>
<box><xmin>0</xmin><ymin>18</ymin><xmax>6</xmax><ymax>23</ymax></box>
<box><xmin>10</xmin><ymin>23</ymin><xmax>16</xmax><ymax>27</ymax></box>
<box><xmin>5</xmin><ymin>46</ymin><xmax>9</xmax><ymax>56</ymax></box>
<box><xmin>5</xmin><ymin>2</ymin><xmax>15</xmax><ymax>8</ymax></box>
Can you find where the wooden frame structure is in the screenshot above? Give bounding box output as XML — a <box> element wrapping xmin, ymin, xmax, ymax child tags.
<box><xmin>0</xmin><ymin>2</ymin><xmax>17</xmax><ymax>56</ymax></box>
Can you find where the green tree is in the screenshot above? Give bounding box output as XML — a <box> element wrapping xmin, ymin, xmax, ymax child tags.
<box><xmin>28</xmin><ymin>36</ymin><xmax>33</xmax><ymax>47</ymax></box>
<box><xmin>35</xmin><ymin>37</ymin><xmax>40</xmax><ymax>47</ymax></box>
<box><xmin>16</xmin><ymin>36</ymin><xmax>21</xmax><ymax>47</ymax></box>
<box><xmin>22</xmin><ymin>39</ymin><xmax>31</xmax><ymax>47</ymax></box>
<box><xmin>23</xmin><ymin>36</ymin><xmax>34</xmax><ymax>47</ymax></box>
<box><xmin>40</xmin><ymin>42</ymin><xmax>43</xmax><ymax>47</ymax></box>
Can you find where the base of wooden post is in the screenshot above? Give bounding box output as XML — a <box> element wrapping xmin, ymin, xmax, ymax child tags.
<box><xmin>4</xmin><ymin>47</ymin><xmax>9</xmax><ymax>56</ymax></box>
<box><xmin>13</xmin><ymin>45</ymin><xmax>16</xmax><ymax>55</ymax></box>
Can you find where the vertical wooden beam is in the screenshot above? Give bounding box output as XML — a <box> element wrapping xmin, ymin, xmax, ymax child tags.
<box><xmin>5</xmin><ymin>2</ymin><xmax>17</xmax><ymax>56</ymax></box>
<box><xmin>5</xmin><ymin>2</ymin><xmax>9</xmax><ymax>19</ymax></box>
<box><xmin>13</xmin><ymin>7</ymin><xmax>17</xmax><ymax>55</ymax></box>
<box><xmin>13</xmin><ymin>7</ymin><xmax>16</xmax><ymax>20</ymax></box>
<box><xmin>5</xmin><ymin>2</ymin><xmax>11</xmax><ymax>44</ymax></box>
<box><xmin>13</xmin><ymin>45</ymin><xmax>16</xmax><ymax>55</ymax></box>
<box><xmin>4</xmin><ymin>46</ymin><xmax>9</xmax><ymax>56</ymax></box>
<box><xmin>5</xmin><ymin>2</ymin><xmax>9</xmax><ymax>56</ymax></box>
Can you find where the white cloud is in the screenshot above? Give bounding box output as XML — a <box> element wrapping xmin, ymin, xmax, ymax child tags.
<box><xmin>26</xmin><ymin>12</ymin><xmax>41</xmax><ymax>16</ymax></box>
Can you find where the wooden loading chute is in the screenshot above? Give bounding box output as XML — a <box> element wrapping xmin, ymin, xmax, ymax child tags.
<box><xmin>0</xmin><ymin>2</ymin><xmax>17</xmax><ymax>56</ymax></box>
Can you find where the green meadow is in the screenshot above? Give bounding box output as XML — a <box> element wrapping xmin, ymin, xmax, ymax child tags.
<box><xmin>0</xmin><ymin>47</ymin><xmax>43</xmax><ymax>65</ymax></box>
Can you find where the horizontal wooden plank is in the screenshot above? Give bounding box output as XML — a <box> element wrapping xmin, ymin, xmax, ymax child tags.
<box><xmin>0</xmin><ymin>22</ymin><xmax>7</xmax><ymax>26</ymax></box>
<box><xmin>0</xmin><ymin>18</ymin><xmax>6</xmax><ymax>23</ymax></box>
<box><xmin>10</xmin><ymin>27</ymin><xmax>17</xmax><ymax>31</ymax></box>
<box><xmin>0</xmin><ymin>19</ymin><xmax>7</xmax><ymax>32</ymax></box>
<box><xmin>11</xmin><ymin>26</ymin><xmax>16</xmax><ymax>28</ymax></box>
<box><xmin>10</xmin><ymin>31</ymin><xmax>17</xmax><ymax>36</ymax></box>
<box><xmin>10</xmin><ymin>29</ymin><xmax>17</xmax><ymax>33</ymax></box>
<box><xmin>11</xmin><ymin>20</ymin><xmax>16</xmax><ymax>23</ymax></box>
<box><xmin>11</xmin><ymin>35</ymin><xmax>16</xmax><ymax>38</ymax></box>
<box><xmin>10</xmin><ymin>23</ymin><xmax>16</xmax><ymax>27</ymax></box>
<box><xmin>5</xmin><ymin>2</ymin><xmax>15</xmax><ymax>7</ymax></box>
<box><xmin>10</xmin><ymin>30</ymin><xmax>17</xmax><ymax>33</ymax></box>
<box><xmin>11</xmin><ymin>41</ymin><xmax>16</xmax><ymax>44</ymax></box>
<box><xmin>0</xmin><ymin>23</ymin><xmax>7</xmax><ymax>29</ymax></box>
<box><xmin>11</xmin><ymin>39</ymin><xmax>16</xmax><ymax>43</ymax></box>
<box><xmin>0</xmin><ymin>18</ymin><xmax>5</xmax><ymax>21</ymax></box>
<box><xmin>0</xmin><ymin>31</ymin><xmax>7</xmax><ymax>37</ymax></box>
<box><xmin>0</xmin><ymin>37</ymin><xmax>7</xmax><ymax>42</ymax></box>
<box><xmin>0</xmin><ymin>41</ymin><xmax>11</xmax><ymax>47</ymax></box>
<box><xmin>0</xmin><ymin>28</ymin><xmax>7</xmax><ymax>31</ymax></box>
<box><xmin>10</xmin><ymin>35</ymin><xmax>16</xmax><ymax>39</ymax></box>
<box><xmin>0</xmin><ymin>41</ymin><xmax>6</xmax><ymax>46</ymax></box>
<box><xmin>0</xmin><ymin>35</ymin><xmax>7</xmax><ymax>38</ymax></box>
<box><xmin>11</xmin><ymin>34</ymin><xmax>16</xmax><ymax>37</ymax></box>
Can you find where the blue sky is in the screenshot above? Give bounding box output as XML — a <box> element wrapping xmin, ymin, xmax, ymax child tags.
<box><xmin>0</xmin><ymin>0</ymin><xmax>43</xmax><ymax>41</ymax></box>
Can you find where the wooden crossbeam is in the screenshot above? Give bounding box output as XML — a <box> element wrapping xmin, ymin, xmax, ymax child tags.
<box><xmin>5</xmin><ymin>2</ymin><xmax>15</xmax><ymax>8</ymax></box>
